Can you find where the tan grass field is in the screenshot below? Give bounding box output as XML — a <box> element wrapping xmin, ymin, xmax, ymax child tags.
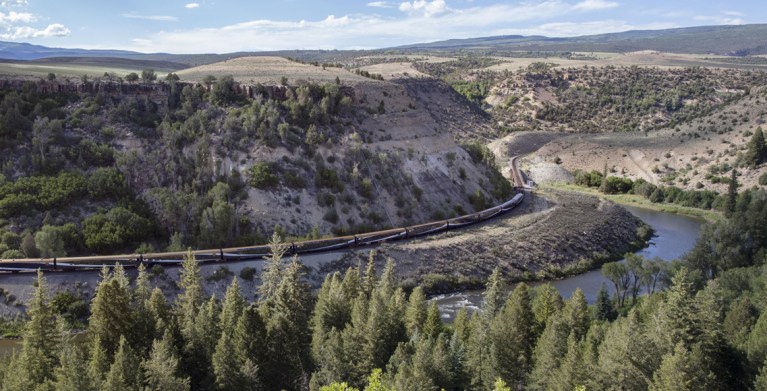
<box><xmin>176</xmin><ymin>56</ymin><xmax>371</xmax><ymax>84</ymax></box>
<box><xmin>485</xmin><ymin>51</ymin><xmax>767</xmax><ymax>72</ymax></box>
<box><xmin>0</xmin><ymin>62</ymin><xmax>174</xmax><ymax>80</ymax></box>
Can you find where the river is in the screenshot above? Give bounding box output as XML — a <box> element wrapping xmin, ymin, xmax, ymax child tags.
<box><xmin>431</xmin><ymin>205</ymin><xmax>705</xmax><ymax>320</ymax></box>
<box><xmin>0</xmin><ymin>206</ymin><xmax>704</xmax><ymax>355</ymax></box>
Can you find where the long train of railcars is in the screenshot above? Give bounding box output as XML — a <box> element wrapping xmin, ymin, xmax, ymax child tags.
<box><xmin>0</xmin><ymin>193</ymin><xmax>524</xmax><ymax>273</ymax></box>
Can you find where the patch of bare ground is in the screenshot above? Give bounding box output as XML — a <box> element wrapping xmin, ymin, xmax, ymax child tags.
<box><xmin>488</xmin><ymin>131</ymin><xmax>571</xmax><ymax>160</ymax></box>
<box><xmin>321</xmin><ymin>190</ymin><xmax>646</xmax><ymax>288</ymax></box>
<box><xmin>356</xmin><ymin>62</ymin><xmax>429</xmax><ymax>79</ymax></box>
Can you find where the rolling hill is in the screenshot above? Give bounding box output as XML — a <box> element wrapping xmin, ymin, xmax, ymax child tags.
<box><xmin>396</xmin><ymin>24</ymin><xmax>767</xmax><ymax>55</ymax></box>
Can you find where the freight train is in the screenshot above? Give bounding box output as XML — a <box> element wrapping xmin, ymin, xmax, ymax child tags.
<box><xmin>0</xmin><ymin>193</ymin><xmax>524</xmax><ymax>273</ymax></box>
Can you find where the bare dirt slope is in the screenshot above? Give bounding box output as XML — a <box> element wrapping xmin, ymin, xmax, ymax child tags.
<box><xmin>172</xmin><ymin>56</ymin><xmax>504</xmax><ymax>235</ymax></box>
<box><xmin>378</xmin><ymin>190</ymin><xmax>645</xmax><ymax>280</ymax></box>
<box><xmin>531</xmin><ymin>88</ymin><xmax>767</xmax><ymax>192</ymax></box>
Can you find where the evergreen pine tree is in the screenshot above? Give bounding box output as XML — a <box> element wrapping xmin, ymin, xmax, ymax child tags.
<box><xmin>529</xmin><ymin>315</ymin><xmax>571</xmax><ymax>390</ymax></box>
<box><xmin>490</xmin><ymin>282</ymin><xmax>535</xmax><ymax>387</ymax></box>
<box><xmin>549</xmin><ymin>332</ymin><xmax>587</xmax><ymax>391</ymax></box>
<box><xmin>531</xmin><ymin>283</ymin><xmax>563</xmax><ymax>336</ymax></box>
<box><xmin>219</xmin><ymin>277</ymin><xmax>245</xmax><ymax>335</ymax></box>
<box><xmin>178</xmin><ymin>250</ymin><xmax>203</xmax><ymax>319</ymax></box>
<box><xmin>405</xmin><ymin>286</ymin><xmax>427</xmax><ymax>336</ymax></box>
<box><xmin>362</xmin><ymin>251</ymin><xmax>377</xmax><ymax>298</ymax></box>
<box><xmin>744</xmin><ymin>126</ymin><xmax>767</xmax><ymax>167</ymax></box>
<box><xmin>148</xmin><ymin>287</ymin><xmax>172</xmax><ymax>337</ymax></box>
<box><xmin>658</xmin><ymin>267</ymin><xmax>698</xmax><ymax>350</ymax></box>
<box><xmin>726</xmin><ymin>169</ymin><xmax>738</xmax><ymax>215</ymax></box>
<box><xmin>132</xmin><ymin>263</ymin><xmax>155</xmax><ymax>356</ymax></box>
<box><xmin>649</xmin><ymin>343</ymin><xmax>693</xmax><ymax>391</ymax></box>
<box><xmin>594</xmin><ymin>284</ymin><xmax>616</xmax><ymax>321</ymax></box>
<box><xmin>596</xmin><ymin>311</ymin><xmax>659</xmax><ymax>390</ymax></box>
<box><xmin>259</xmin><ymin>232</ymin><xmax>288</xmax><ymax>301</ymax></box>
<box><xmin>564</xmin><ymin>288</ymin><xmax>590</xmax><ymax>341</ymax></box>
<box><xmin>482</xmin><ymin>267</ymin><xmax>506</xmax><ymax>322</ymax></box>
<box><xmin>20</xmin><ymin>269</ymin><xmax>61</xmax><ymax>386</ymax></box>
<box><xmin>264</xmin><ymin>255</ymin><xmax>313</xmax><ymax>390</ymax></box>
<box><xmin>88</xmin><ymin>336</ymin><xmax>110</xmax><ymax>389</ymax></box>
<box><xmin>213</xmin><ymin>331</ymin><xmax>246</xmax><ymax>391</ymax></box>
<box><xmin>55</xmin><ymin>342</ymin><xmax>94</xmax><ymax>391</ymax></box>
<box><xmin>103</xmin><ymin>336</ymin><xmax>141</xmax><ymax>391</ymax></box>
<box><xmin>89</xmin><ymin>265</ymin><xmax>135</xmax><ymax>357</ymax></box>
<box><xmin>723</xmin><ymin>297</ymin><xmax>758</xmax><ymax>349</ymax></box>
<box><xmin>467</xmin><ymin>313</ymin><xmax>493</xmax><ymax>389</ymax></box>
<box><xmin>1</xmin><ymin>352</ymin><xmax>34</xmax><ymax>391</ymax></box>
<box><xmin>234</xmin><ymin>305</ymin><xmax>267</xmax><ymax>388</ymax></box>
<box><xmin>422</xmin><ymin>302</ymin><xmax>444</xmax><ymax>339</ymax></box>
<box><xmin>142</xmin><ymin>331</ymin><xmax>189</xmax><ymax>391</ymax></box>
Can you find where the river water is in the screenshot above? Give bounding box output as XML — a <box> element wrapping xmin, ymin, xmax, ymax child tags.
<box><xmin>431</xmin><ymin>205</ymin><xmax>705</xmax><ymax>320</ymax></box>
<box><xmin>0</xmin><ymin>206</ymin><xmax>704</xmax><ymax>354</ymax></box>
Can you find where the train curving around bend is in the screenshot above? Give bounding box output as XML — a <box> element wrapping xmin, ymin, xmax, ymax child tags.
<box><xmin>0</xmin><ymin>193</ymin><xmax>524</xmax><ymax>273</ymax></box>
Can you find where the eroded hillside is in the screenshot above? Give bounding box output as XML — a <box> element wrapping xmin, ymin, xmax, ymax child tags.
<box><xmin>0</xmin><ymin>59</ymin><xmax>510</xmax><ymax>258</ymax></box>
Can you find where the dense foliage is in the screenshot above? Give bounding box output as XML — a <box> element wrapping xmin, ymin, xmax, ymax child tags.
<box><xmin>0</xmin><ymin>75</ymin><xmax>508</xmax><ymax>258</ymax></box>
<box><xmin>415</xmin><ymin>60</ymin><xmax>767</xmax><ymax>134</ymax></box>
<box><xmin>573</xmin><ymin>170</ymin><xmax>725</xmax><ymax>210</ymax></box>
<box><xmin>3</xmin><ymin>187</ymin><xmax>767</xmax><ymax>390</ymax></box>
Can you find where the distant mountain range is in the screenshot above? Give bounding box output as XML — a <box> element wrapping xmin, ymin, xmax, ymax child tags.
<box><xmin>0</xmin><ymin>41</ymin><xmax>141</xmax><ymax>60</ymax></box>
<box><xmin>0</xmin><ymin>24</ymin><xmax>765</xmax><ymax>66</ymax></box>
<box><xmin>395</xmin><ymin>24</ymin><xmax>767</xmax><ymax>56</ymax></box>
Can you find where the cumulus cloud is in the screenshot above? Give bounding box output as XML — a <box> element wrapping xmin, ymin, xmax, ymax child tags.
<box><xmin>572</xmin><ymin>0</ymin><xmax>619</xmax><ymax>11</ymax></box>
<box><xmin>0</xmin><ymin>11</ymin><xmax>35</xmax><ymax>25</ymax></box>
<box><xmin>399</xmin><ymin>0</ymin><xmax>449</xmax><ymax>17</ymax></box>
<box><xmin>0</xmin><ymin>0</ymin><xmax>71</xmax><ymax>40</ymax></box>
<box><xmin>185</xmin><ymin>3</ymin><xmax>200</xmax><ymax>9</ymax></box>
<box><xmin>1</xmin><ymin>23</ymin><xmax>70</xmax><ymax>39</ymax></box>
<box><xmin>123</xmin><ymin>0</ymin><xmax>670</xmax><ymax>53</ymax></box>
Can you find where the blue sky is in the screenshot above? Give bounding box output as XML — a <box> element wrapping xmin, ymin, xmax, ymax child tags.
<box><xmin>0</xmin><ymin>0</ymin><xmax>763</xmax><ymax>53</ymax></box>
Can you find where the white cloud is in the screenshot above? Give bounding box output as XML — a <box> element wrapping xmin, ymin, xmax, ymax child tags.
<box><xmin>723</xmin><ymin>11</ymin><xmax>744</xmax><ymax>17</ymax></box>
<box><xmin>185</xmin><ymin>3</ymin><xmax>200</xmax><ymax>9</ymax></box>
<box><xmin>501</xmin><ymin>20</ymin><xmax>676</xmax><ymax>37</ymax></box>
<box><xmin>0</xmin><ymin>11</ymin><xmax>35</xmax><ymax>25</ymax></box>
<box><xmin>122</xmin><ymin>12</ymin><xmax>178</xmax><ymax>22</ymax></box>
<box><xmin>123</xmin><ymin>0</ymin><xmax>655</xmax><ymax>53</ymax></box>
<box><xmin>1</xmin><ymin>23</ymin><xmax>70</xmax><ymax>39</ymax></box>
<box><xmin>399</xmin><ymin>0</ymin><xmax>449</xmax><ymax>17</ymax></box>
<box><xmin>367</xmin><ymin>1</ymin><xmax>393</xmax><ymax>8</ymax></box>
<box><xmin>572</xmin><ymin>0</ymin><xmax>619</xmax><ymax>11</ymax></box>
<box><xmin>694</xmin><ymin>15</ymin><xmax>744</xmax><ymax>25</ymax></box>
<box><xmin>0</xmin><ymin>1</ymin><xmax>71</xmax><ymax>40</ymax></box>
<box><xmin>0</xmin><ymin>0</ymin><xmax>27</xmax><ymax>7</ymax></box>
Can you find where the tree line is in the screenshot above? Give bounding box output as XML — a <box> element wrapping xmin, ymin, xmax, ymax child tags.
<box><xmin>3</xmin><ymin>181</ymin><xmax>767</xmax><ymax>391</ymax></box>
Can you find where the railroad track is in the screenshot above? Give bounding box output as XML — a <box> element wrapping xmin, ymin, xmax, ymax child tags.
<box><xmin>0</xmin><ymin>161</ymin><xmax>532</xmax><ymax>274</ymax></box>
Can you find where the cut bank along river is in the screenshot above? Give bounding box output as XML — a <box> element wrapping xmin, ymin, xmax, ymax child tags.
<box><xmin>431</xmin><ymin>205</ymin><xmax>704</xmax><ymax>320</ymax></box>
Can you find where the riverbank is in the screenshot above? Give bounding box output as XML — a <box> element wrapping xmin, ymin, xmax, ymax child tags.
<box><xmin>321</xmin><ymin>189</ymin><xmax>652</xmax><ymax>294</ymax></box>
<box><xmin>543</xmin><ymin>182</ymin><xmax>721</xmax><ymax>222</ymax></box>
<box><xmin>0</xmin><ymin>189</ymin><xmax>650</xmax><ymax>331</ymax></box>
<box><xmin>433</xmin><ymin>203</ymin><xmax>704</xmax><ymax>319</ymax></box>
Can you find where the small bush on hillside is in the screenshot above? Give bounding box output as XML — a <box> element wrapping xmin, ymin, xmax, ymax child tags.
<box><xmin>240</xmin><ymin>267</ymin><xmax>257</xmax><ymax>281</ymax></box>
<box><xmin>248</xmin><ymin>162</ymin><xmax>279</xmax><ymax>189</ymax></box>
<box><xmin>760</xmin><ymin>172</ymin><xmax>767</xmax><ymax>186</ymax></box>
